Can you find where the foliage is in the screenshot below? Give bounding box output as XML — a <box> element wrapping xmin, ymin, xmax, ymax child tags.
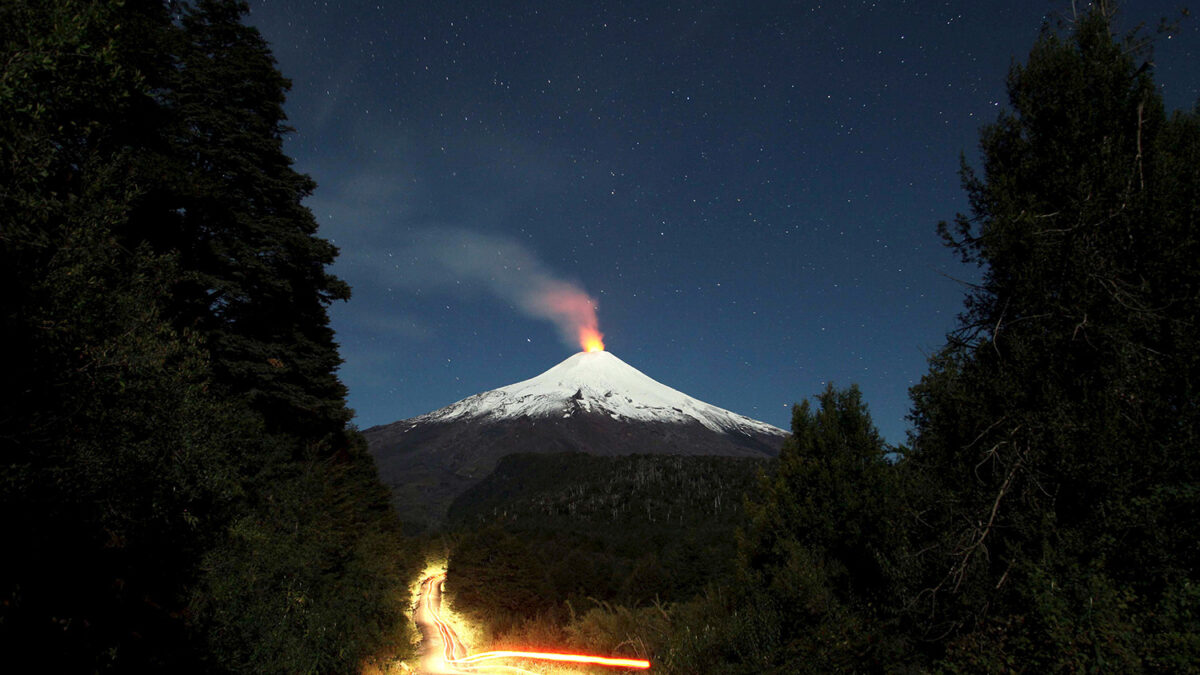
<box><xmin>735</xmin><ymin>384</ymin><xmax>908</xmax><ymax>672</ymax></box>
<box><xmin>148</xmin><ymin>0</ymin><xmax>353</xmax><ymax>440</ymax></box>
<box><xmin>0</xmin><ymin>1</ymin><xmax>417</xmax><ymax>671</ymax></box>
<box><xmin>903</xmin><ymin>3</ymin><xmax>1200</xmax><ymax>668</ymax></box>
<box><xmin>451</xmin><ymin>452</ymin><xmax>759</xmax><ymax>536</ymax></box>
<box><xmin>190</xmin><ymin>435</ymin><xmax>417</xmax><ymax>673</ymax></box>
<box><xmin>446</xmin><ymin>453</ymin><xmax>766</xmax><ymax>648</ymax></box>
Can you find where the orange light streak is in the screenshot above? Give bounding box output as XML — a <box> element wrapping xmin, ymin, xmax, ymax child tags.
<box><xmin>465</xmin><ymin>666</ymin><xmax>541</xmax><ymax>675</ymax></box>
<box><xmin>455</xmin><ymin>650</ymin><xmax>651</xmax><ymax>669</ymax></box>
<box><xmin>421</xmin><ymin>572</ymin><xmax>650</xmax><ymax>672</ymax></box>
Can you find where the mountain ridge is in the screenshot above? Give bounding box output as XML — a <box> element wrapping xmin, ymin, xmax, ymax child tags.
<box><xmin>365</xmin><ymin>351</ymin><xmax>787</xmax><ymax>528</ymax></box>
<box><xmin>403</xmin><ymin>351</ymin><xmax>785</xmax><ymax>437</ymax></box>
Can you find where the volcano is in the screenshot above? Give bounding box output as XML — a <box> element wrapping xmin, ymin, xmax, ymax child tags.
<box><xmin>365</xmin><ymin>351</ymin><xmax>787</xmax><ymax>527</ymax></box>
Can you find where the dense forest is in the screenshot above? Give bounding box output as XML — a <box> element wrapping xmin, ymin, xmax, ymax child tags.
<box><xmin>445</xmin><ymin>5</ymin><xmax>1200</xmax><ymax>673</ymax></box>
<box><xmin>1</xmin><ymin>1</ymin><xmax>420</xmax><ymax>671</ymax></box>
<box><xmin>446</xmin><ymin>454</ymin><xmax>766</xmax><ymax>636</ymax></box>
<box><xmin>4</xmin><ymin>1</ymin><xmax>1198</xmax><ymax>673</ymax></box>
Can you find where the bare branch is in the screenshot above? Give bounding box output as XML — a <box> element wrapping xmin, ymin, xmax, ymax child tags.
<box><xmin>964</xmin><ymin>416</ymin><xmax>1009</xmax><ymax>450</ymax></box>
<box><xmin>953</xmin><ymin>442</ymin><xmax>1025</xmax><ymax>592</ymax></box>
<box><xmin>992</xmin><ymin>296</ymin><xmax>1011</xmax><ymax>361</ymax></box>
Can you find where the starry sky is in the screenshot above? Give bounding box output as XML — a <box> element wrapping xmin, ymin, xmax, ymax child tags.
<box><xmin>245</xmin><ymin>1</ymin><xmax>1197</xmax><ymax>444</ymax></box>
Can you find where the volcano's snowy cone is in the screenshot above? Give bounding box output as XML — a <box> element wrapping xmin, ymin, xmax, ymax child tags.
<box><xmin>365</xmin><ymin>351</ymin><xmax>787</xmax><ymax>527</ymax></box>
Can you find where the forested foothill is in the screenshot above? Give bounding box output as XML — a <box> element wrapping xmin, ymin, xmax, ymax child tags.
<box><xmin>1</xmin><ymin>1</ymin><xmax>420</xmax><ymax>671</ymax></box>
<box><xmin>446</xmin><ymin>454</ymin><xmax>767</xmax><ymax>637</ymax></box>
<box><xmin>446</xmin><ymin>5</ymin><xmax>1200</xmax><ymax>672</ymax></box>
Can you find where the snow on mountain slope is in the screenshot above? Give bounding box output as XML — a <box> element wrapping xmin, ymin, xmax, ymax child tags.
<box><xmin>412</xmin><ymin>351</ymin><xmax>785</xmax><ymax>438</ymax></box>
<box><xmin>367</xmin><ymin>350</ymin><xmax>786</xmax><ymax>526</ymax></box>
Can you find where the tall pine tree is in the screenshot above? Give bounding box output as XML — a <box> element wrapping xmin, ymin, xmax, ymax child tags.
<box><xmin>1</xmin><ymin>1</ymin><xmax>245</xmax><ymax>667</ymax></box>
<box><xmin>131</xmin><ymin>0</ymin><xmax>352</xmax><ymax>441</ymax></box>
<box><xmin>1</xmin><ymin>1</ymin><xmax>418</xmax><ymax>671</ymax></box>
<box><xmin>906</xmin><ymin>3</ymin><xmax>1200</xmax><ymax>668</ymax></box>
<box><xmin>738</xmin><ymin>385</ymin><xmax>905</xmax><ymax>671</ymax></box>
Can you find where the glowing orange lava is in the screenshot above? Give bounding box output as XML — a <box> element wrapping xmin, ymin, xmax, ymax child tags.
<box><xmin>580</xmin><ymin>327</ymin><xmax>605</xmax><ymax>352</ymax></box>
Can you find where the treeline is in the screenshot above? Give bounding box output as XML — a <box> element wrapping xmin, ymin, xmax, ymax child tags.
<box><xmin>446</xmin><ymin>453</ymin><xmax>766</xmax><ymax>640</ymax></box>
<box><xmin>449</xmin><ymin>453</ymin><xmax>765</xmax><ymax>531</ymax></box>
<box><xmin>448</xmin><ymin>6</ymin><xmax>1200</xmax><ymax>672</ymax></box>
<box><xmin>1</xmin><ymin>1</ymin><xmax>418</xmax><ymax>672</ymax></box>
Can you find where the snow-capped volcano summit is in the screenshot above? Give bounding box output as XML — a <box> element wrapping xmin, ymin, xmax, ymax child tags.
<box><xmin>415</xmin><ymin>350</ymin><xmax>785</xmax><ymax>438</ymax></box>
<box><xmin>365</xmin><ymin>351</ymin><xmax>787</xmax><ymax>527</ymax></box>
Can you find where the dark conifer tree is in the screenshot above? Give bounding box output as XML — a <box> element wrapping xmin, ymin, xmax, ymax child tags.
<box><xmin>1</xmin><ymin>2</ymin><xmax>244</xmax><ymax>667</ymax></box>
<box><xmin>737</xmin><ymin>385</ymin><xmax>905</xmax><ymax>671</ymax></box>
<box><xmin>146</xmin><ymin>0</ymin><xmax>352</xmax><ymax>441</ymax></box>
<box><xmin>2</xmin><ymin>1</ymin><xmax>417</xmax><ymax>671</ymax></box>
<box><xmin>906</xmin><ymin>3</ymin><xmax>1199</xmax><ymax>668</ymax></box>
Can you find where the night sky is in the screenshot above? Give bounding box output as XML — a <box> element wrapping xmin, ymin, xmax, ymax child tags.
<box><xmin>245</xmin><ymin>1</ymin><xmax>1197</xmax><ymax>444</ymax></box>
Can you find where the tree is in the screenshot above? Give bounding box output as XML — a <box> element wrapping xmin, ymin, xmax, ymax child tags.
<box><xmin>124</xmin><ymin>0</ymin><xmax>352</xmax><ymax>441</ymax></box>
<box><xmin>188</xmin><ymin>432</ymin><xmax>416</xmax><ymax>673</ymax></box>
<box><xmin>0</xmin><ymin>3</ymin><xmax>244</xmax><ymax>667</ymax></box>
<box><xmin>738</xmin><ymin>384</ymin><xmax>905</xmax><ymax>671</ymax></box>
<box><xmin>906</xmin><ymin>3</ymin><xmax>1200</xmax><ymax>668</ymax></box>
<box><xmin>1</xmin><ymin>2</ymin><xmax>418</xmax><ymax>671</ymax></box>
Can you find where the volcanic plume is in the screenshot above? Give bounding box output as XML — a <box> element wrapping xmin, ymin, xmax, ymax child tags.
<box><xmin>393</xmin><ymin>228</ymin><xmax>603</xmax><ymax>351</ymax></box>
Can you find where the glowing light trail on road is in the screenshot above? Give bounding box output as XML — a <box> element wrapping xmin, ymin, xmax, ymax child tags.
<box><xmin>419</xmin><ymin>572</ymin><xmax>651</xmax><ymax>672</ymax></box>
<box><xmin>455</xmin><ymin>651</ymin><xmax>651</xmax><ymax>669</ymax></box>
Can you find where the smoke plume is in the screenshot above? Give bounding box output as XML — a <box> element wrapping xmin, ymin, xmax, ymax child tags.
<box><xmin>393</xmin><ymin>228</ymin><xmax>602</xmax><ymax>350</ymax></box>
